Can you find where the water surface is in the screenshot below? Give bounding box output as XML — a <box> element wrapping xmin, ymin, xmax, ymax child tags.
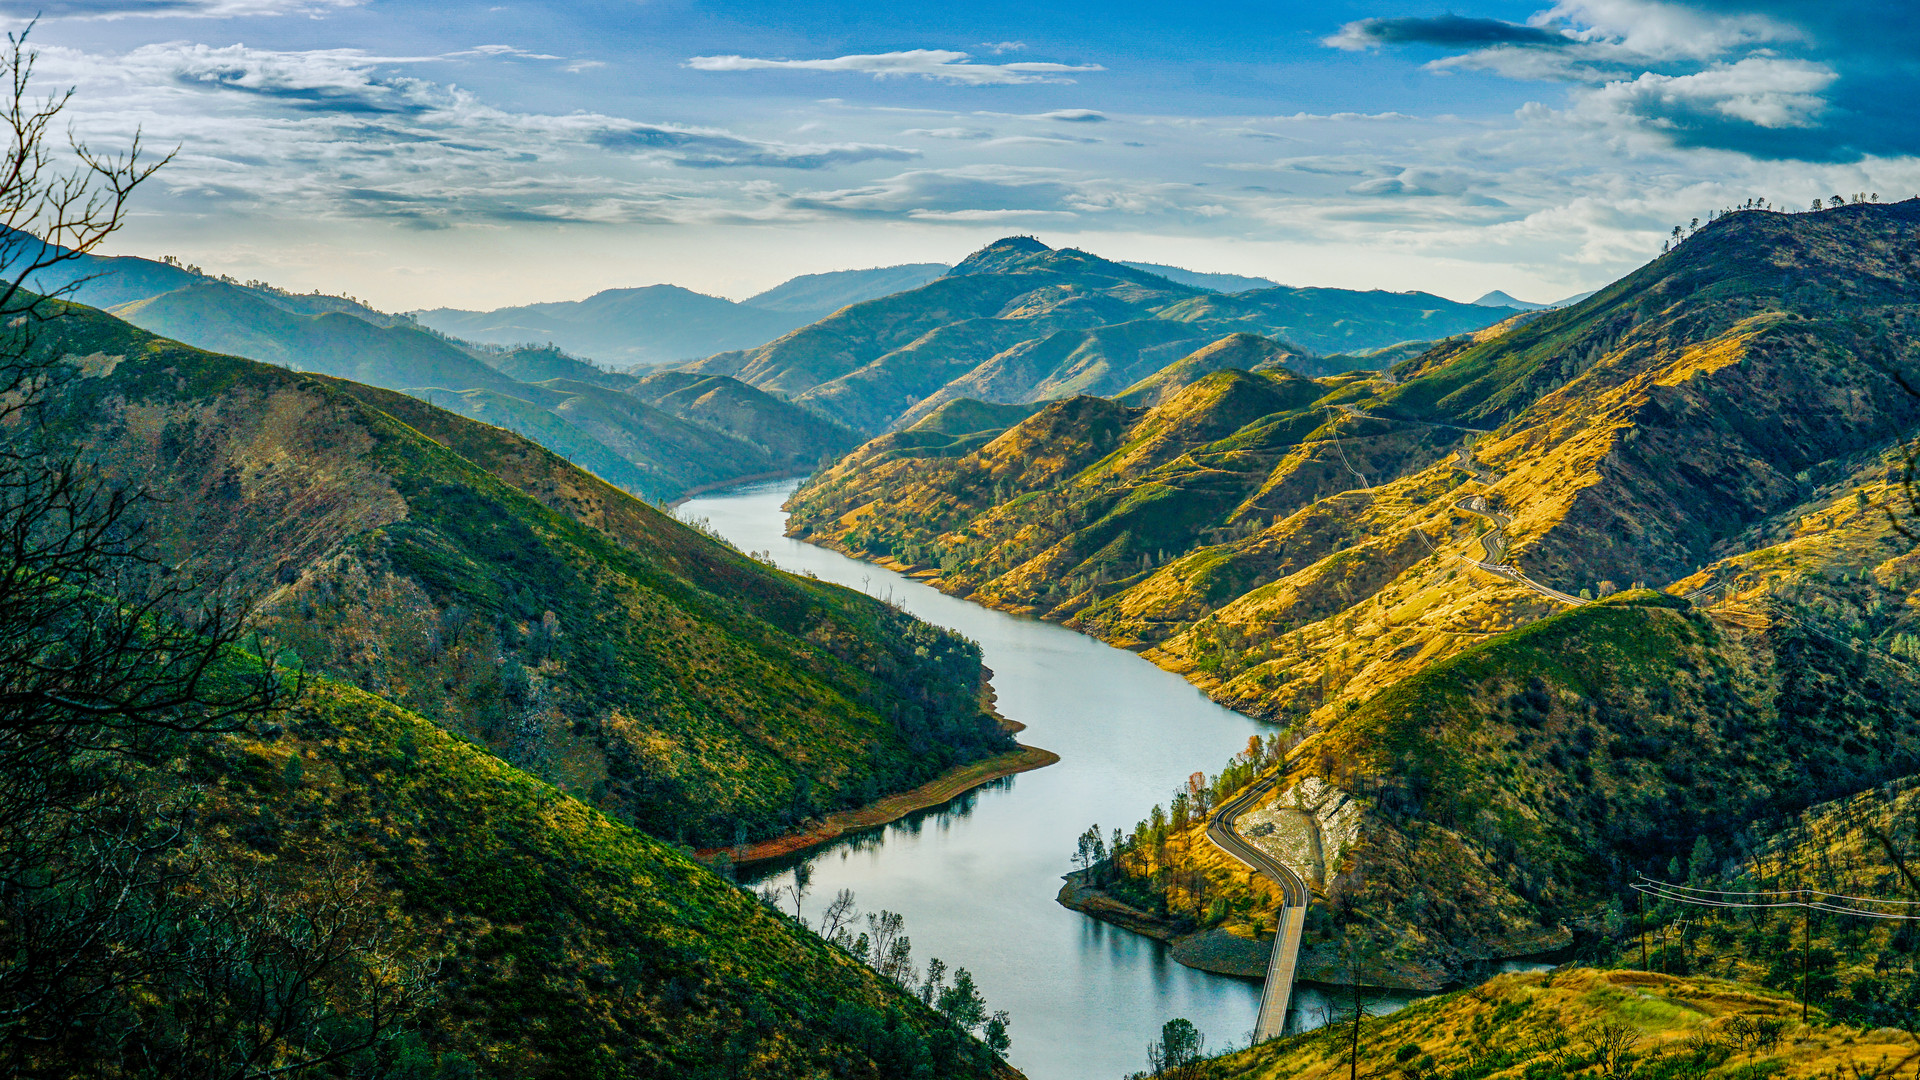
<box><xmin>686</xmin><ymin>481</ymin><xmax>1338</xmax><ymax>1079</ymax></box>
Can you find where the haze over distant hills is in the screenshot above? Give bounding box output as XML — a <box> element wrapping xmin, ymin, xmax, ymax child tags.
<box><xmin>685</xmin><ymin>236</ymin><xmax>1517</xmax><ymax>434</ymax></box>
<box><xmin>411</xmin><ymin>263</ymin><xmax>953</xmax><ymax>365</ymax></box>
<box><xmin>11</xmin><ymin>237</ymin><xmax>856</xmax><ymax>502</ymax></box>
<box><xmin>1473</xmin><ymin>288</ymin><xmax>1599</xmax><ymax>309</ymax></box>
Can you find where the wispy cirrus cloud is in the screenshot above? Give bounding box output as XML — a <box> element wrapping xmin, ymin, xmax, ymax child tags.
<box><xmin>0</xmin><ymin>0</ymin><xmax>363</xmax><ymax>17</ymax></box>
<box><xmin>685</xmin><ymin>49</ymin><xmax>1103</xmax><ymax>86</ymax></box>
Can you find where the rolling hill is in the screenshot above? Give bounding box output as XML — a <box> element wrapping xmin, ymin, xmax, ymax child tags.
<box><xmin>43</xmin><ymin>299</ymin><xmax>1014</xmax><ymax>849</ymax></box>
<box><xmin>412</xmin><ymin>264</ymin><xmax>955</xmax><ymax>367</ymax></box>
<box><xmin>784</xmin><ymin>200</ymin><xmax>1920</xmax><ymax>981</ymax></box>
<box><xmin>683</xmin><ymin>237</ymin><xmax>1516</xmax><ymax>434</ymax></box>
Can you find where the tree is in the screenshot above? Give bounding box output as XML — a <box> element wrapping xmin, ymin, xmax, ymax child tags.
<box><xmin>935</xmin><ymin>967</ymin><xmax>986</xmax><ymax>1032</ymax></box>
<box><xmin>0</xmin><ymin>26</ymin><xmax>442</xmax><ymax>1076</ymax></box>
<box><xmin>983</xmin><ymin>1010</ymin><xmax>1011</xmax><ymax>1057</ymax></box>
<box><xmin>1147</xmin><ymin>1017</ymin><xmax>1206</xmax><ymax>1078</ymax></box>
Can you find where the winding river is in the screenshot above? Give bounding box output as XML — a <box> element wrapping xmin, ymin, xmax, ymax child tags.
<box><xmin>686</xmin><ymin>481</ymin><xmax>1344</xmax><ymax>1080</ymax></box>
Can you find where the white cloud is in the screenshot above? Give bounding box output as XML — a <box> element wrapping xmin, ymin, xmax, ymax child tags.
<box><xmin>0</xmin><ymin>0</ymin><xmax>364</xmax><ymax>18</ymax></box>
<box><xmin>1580</xmin><ymin>57</ymin><xmax>1836</xmax><ymax>130</ymax></box>
<box><xmin>685</xmin><ymin>49</ymin><xmax>1103</xmax><ymax>86</ymax></box>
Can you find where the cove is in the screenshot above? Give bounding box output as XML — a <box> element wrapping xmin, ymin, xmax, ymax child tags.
<box><xmin>687</xmin><ymin>480</ymin><xmax>1354</xmax><ymax>1080</ymax></box>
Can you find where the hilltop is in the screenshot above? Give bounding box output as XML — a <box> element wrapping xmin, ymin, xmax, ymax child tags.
<box><xmin>44</xmin><ymin>300</ymin><xmax>1015</xmax><ymax>849</ymax></box>
<box><xmin>414</xmin><ymin>264</ymin><xmax>953</xmax><ymax>365</ymax></box>
<box><xmin>682</xmin><ymin>236</ymin><xmax>1515</xmax><ymax>434</ymax></box>
<box><xmin>786</xmin><ymin>200</ymin><xmax>1920</xmax><ymax>979</ymax></box>
<box><xmin>1199</xmin><ymin>968</ymin><xmax>1912</xmax><ymax>1080</ymax></box>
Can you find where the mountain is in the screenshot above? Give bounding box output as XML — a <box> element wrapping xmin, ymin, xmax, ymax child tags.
<box><xmin>15</xmin><ymin>248</ymin><xmax>851</xmax><ymax>501</ymax></box>
<box><xmin>1120</xmin><ymin>261</ymin><xmax>1282</xmax><ymax>293</ymax></box>
<box><xmin>684</xmin><ymin>236</ymin><xmax>1517</xmax><ymax>434</ymax></box>
<box><xmin>1472</xmin><ymin>289</ymin><xmax>1550</xmax><ymax>310</ymax></box>
<box><xmin>413</xmin><ymin>265</ymin><xmax>955</xmax><ymax>367</ymax></box>
<box><xmin>742</xmin><ymin>263</ymin><xmax>950</xmax><ymax>314</ymax></box>
<box><xmin>111</xmin><ymin>280</ymin><xmax>534</xmax><ymax>394</ymax></box>
<box><xmin>623</xmin><ymin>369</ymin><xmax>860</xmax><ymax>469</ymax></box>
<box><xmin>784</xmin><ymin>200</ymin><xmax>1920</xmax><ymax>982</ymax></box>
<box><xmin>28</xmin><ymin>296</ymin><xmax>1027</xmax><ymax>1074</ymax></box>
<box><xmin>1473</xmin><ymin>288</ymin><xmax>1602</xmax><ymax>310</ymax></box>
<box><xmin>45</xmin><ymin>299</ymin><xmax>1016</xmax><ymax>848</ymax></box>
<box><xmin>412</xmin><ymin>284</ymin><xmax>801</xmax><ymax>367</ymax></box>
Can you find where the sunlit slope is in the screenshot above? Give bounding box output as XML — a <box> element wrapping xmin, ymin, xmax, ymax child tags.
<box><xmin>1206</xmin><ymin>969</ymin><xmax>1905</xmax><ymax>1080</ymax></box>
<box><xmin>149</xmin><ymin>674</ymin><xmax>1013</xmax><ymax>1078</ymax></box>
<box><xmin>792</xmin><ymin>201</ymin><xmax>1920</xmax><ymax>728</ymax></box>
<box><xmin>684</xmin><ymin>236</ymin><xmax>1512</xmax><ymax>434</ymax></box>
<box><xmin>47</xmin><ymin>304</ymin><xmax>1011</xmax><ymax>848</ymax></box>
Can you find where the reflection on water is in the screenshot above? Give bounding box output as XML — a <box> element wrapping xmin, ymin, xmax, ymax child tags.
<box><xmin>687</xmin><ymin>480</ymin><xmax>1419</xmax><ymax>1080</ymax></box>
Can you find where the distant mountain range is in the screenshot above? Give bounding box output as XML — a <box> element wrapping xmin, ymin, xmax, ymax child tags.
<box><xmin>684</xmin><ymin>236</ymin><xmax>1518</xmax><ymax>434</ymax></box>
<box><xmin>1472</xmin><ymin>287</ymin><xmax>1599</xmax><ymax>310</ymax></box>
<box><xmin>411</xmin><ymin>264</ymin><xmax>953</xmax><ymax>366</ymax></box>
<box><xmin>16</xmin><ymin>239</ymin><xmax>856</xmax><ymax>501</ymax></box>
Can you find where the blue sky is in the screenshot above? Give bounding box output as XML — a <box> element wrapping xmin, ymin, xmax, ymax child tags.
<box><xmin>16</xmin><ymin>0</ymin><xmax>1918</xmax><ymax>310</ymax></box>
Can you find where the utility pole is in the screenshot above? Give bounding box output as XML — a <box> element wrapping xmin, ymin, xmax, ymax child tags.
<box><xmin>1801</xmin><ymin>907</ymin><xmax>1811</xmax><ymax>1023</ymax></box>
<box><xmin>1638</xmin><ymin>889</ymin><xmax>1649</xmax><ymax>972</ymax></box>
<box><xmin>1350</xmin><ymin>979</ymin><xmax>1362</xmax><ymax>1080</ymax></box>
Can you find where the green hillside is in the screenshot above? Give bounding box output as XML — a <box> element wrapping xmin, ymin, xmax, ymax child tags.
<box><xmin>113</xmin><ymin>280</ymin><xmax>531</xmax><ymax>394</ymax></box>
<box><xmin>1202</xmin><ymin>969</ymin><xmax>1910</xmax><ymax>1080</ymax></box>
<box><xmin>624</xmin><ymin>370</ymin><xmax>860</xmax><ymax>468</ymax></box>
<box><xmin>413</xmin><ymin>284</ymin><xmax>806</xmax><ymax>366</ymax></box>
<box><xmin>788</xmin><ymin>200</ymin><xmax>1920</xmax><ymax>981</ymax></box>
<box><xmin>684</xmin><ymin>237</ymin><xmax>1512</xmax><ymax>434</ymax></box>
<box><xmin>45</xmin><ymin>301</ymin><xmax>1013</xmax><ymax>848</ymax></box>
<box><xmin>13</xmin><ymin>673</ymin><xmax>1011</xmax><ymax>1077</ymax></box>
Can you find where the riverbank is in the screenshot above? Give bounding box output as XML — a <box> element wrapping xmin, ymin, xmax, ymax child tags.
<box><xmin>1055</xmin><ymin>871</ymin><xmax>1272</xmax><ymax>980</ymax></box>
<box><xmin>708</xmin><ymin>743</ymin><xmax>1059</xmax><ymax>866</ymax></box>
<box><xmin>1056</xmin><ymin>871</ymin><xmax>1459</xmax><ymax>991</ymax></box>
<box><xmin>703</xmin><ymin>682</ymin><xmax>1057</xmax><ymax>866</ymax></box>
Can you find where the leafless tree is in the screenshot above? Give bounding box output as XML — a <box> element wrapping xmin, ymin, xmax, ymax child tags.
<box><xmin>0</xmin><ymin>26</ymin><xmax>431</xmax><ymax>1078</ymax></box>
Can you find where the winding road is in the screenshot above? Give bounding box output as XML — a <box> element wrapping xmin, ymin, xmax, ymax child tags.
<box><xmin>1206</xmin><ymin>773</ymin><xmax>1310</xmax><ymax>1043</ymax></box>
<box><xmin>1449</xmin><ymin>450</ymin><xmax>1586</xmax><ymax>607</ymax></box>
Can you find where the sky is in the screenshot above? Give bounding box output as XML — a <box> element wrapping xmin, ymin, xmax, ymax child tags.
<box><xmin>12</xmin><ymin>0</ymin><xmax>1919</xmax><ymax>311</ymax></box>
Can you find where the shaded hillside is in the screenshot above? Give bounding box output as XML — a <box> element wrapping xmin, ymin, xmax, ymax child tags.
<box><xmin>1201</xmin><ymin>969</ymin><xmax>1908</xmax><ymax>1080</ymax></box>
<box><xmin>113</xmin><ymin>280</ymin><xmax>532</xmax><ymax>395</ymax></box>
<box><xmin>414</xmin><ymin>284</ymin><xmax>804</xmax><ymax>366</ymax></box>
<box><xmin>1600</xmin><ymin>775</ymin><xmax>1920</xmax><ymax>1030</ymax></box>
<box><xmin>625</xmin><ymin>370</ymin><xmax>860</xmax><ymax>468</ymax></box>
<box><xmin>1154</xmin><ymin>284</ymin><xmax>1513</xmax><ymax>356</ymax></box>
<box><xmin>26</xmin><ymin>674</ymin><xmax>1014</xmax><ymax>1077</ymax></box>
<box><xmin>478</xmin><ymin>343</ymin><xmax>641</xmax><ymax>389</ymax></box>
<box><xmin>100</xmin><ymin>281</ymin><xmax>847</xmax><ymax>501</ymax></box>
<box><xmin>44</xmin><ymin>303</ymin><xmax>1012</xmax><ymax>848</ymax></box>
<box><xmin>1115</xmin><ymin>333</ymin><xmax>1308</xmax><ymax>406</ymax></box>
<box><xmin>684</xmin><ymin>236</ymin><xmax>1514</xmax><ymax>434</ymax></box>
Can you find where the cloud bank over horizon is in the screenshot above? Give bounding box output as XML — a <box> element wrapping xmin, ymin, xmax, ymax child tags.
<box><xmin>11</xmin><ymin>0</ymin><xmax>1916</xmax><ymax>311</ymax></box>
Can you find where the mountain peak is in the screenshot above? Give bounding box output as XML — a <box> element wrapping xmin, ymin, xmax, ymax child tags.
<box><xmin>947</xmin><ymin>235</ymin><xmax>1054</xmax><ymax>277</ymax></box>
<box><xmin>1471</xmin><ymin>290</ymin><xmax>1546</xmax><ymax>310</ymax></box>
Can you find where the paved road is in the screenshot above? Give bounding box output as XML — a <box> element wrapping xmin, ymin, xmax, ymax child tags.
<box><xmin>1206</xmin><ymin>774</ymin><xmax>1310</xmax><ymax>1043</ymax></box>
<box><xmin>1449</xmin><ymin>451</ymin><xmax>1586</xmax><ymax>607</ymax></box>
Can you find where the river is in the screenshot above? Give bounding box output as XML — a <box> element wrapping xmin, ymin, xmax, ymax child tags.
<box><xmin>684</xmin><ymin>480</ymin><xmax>1377</xmax><ymax>1080</ymax></box>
